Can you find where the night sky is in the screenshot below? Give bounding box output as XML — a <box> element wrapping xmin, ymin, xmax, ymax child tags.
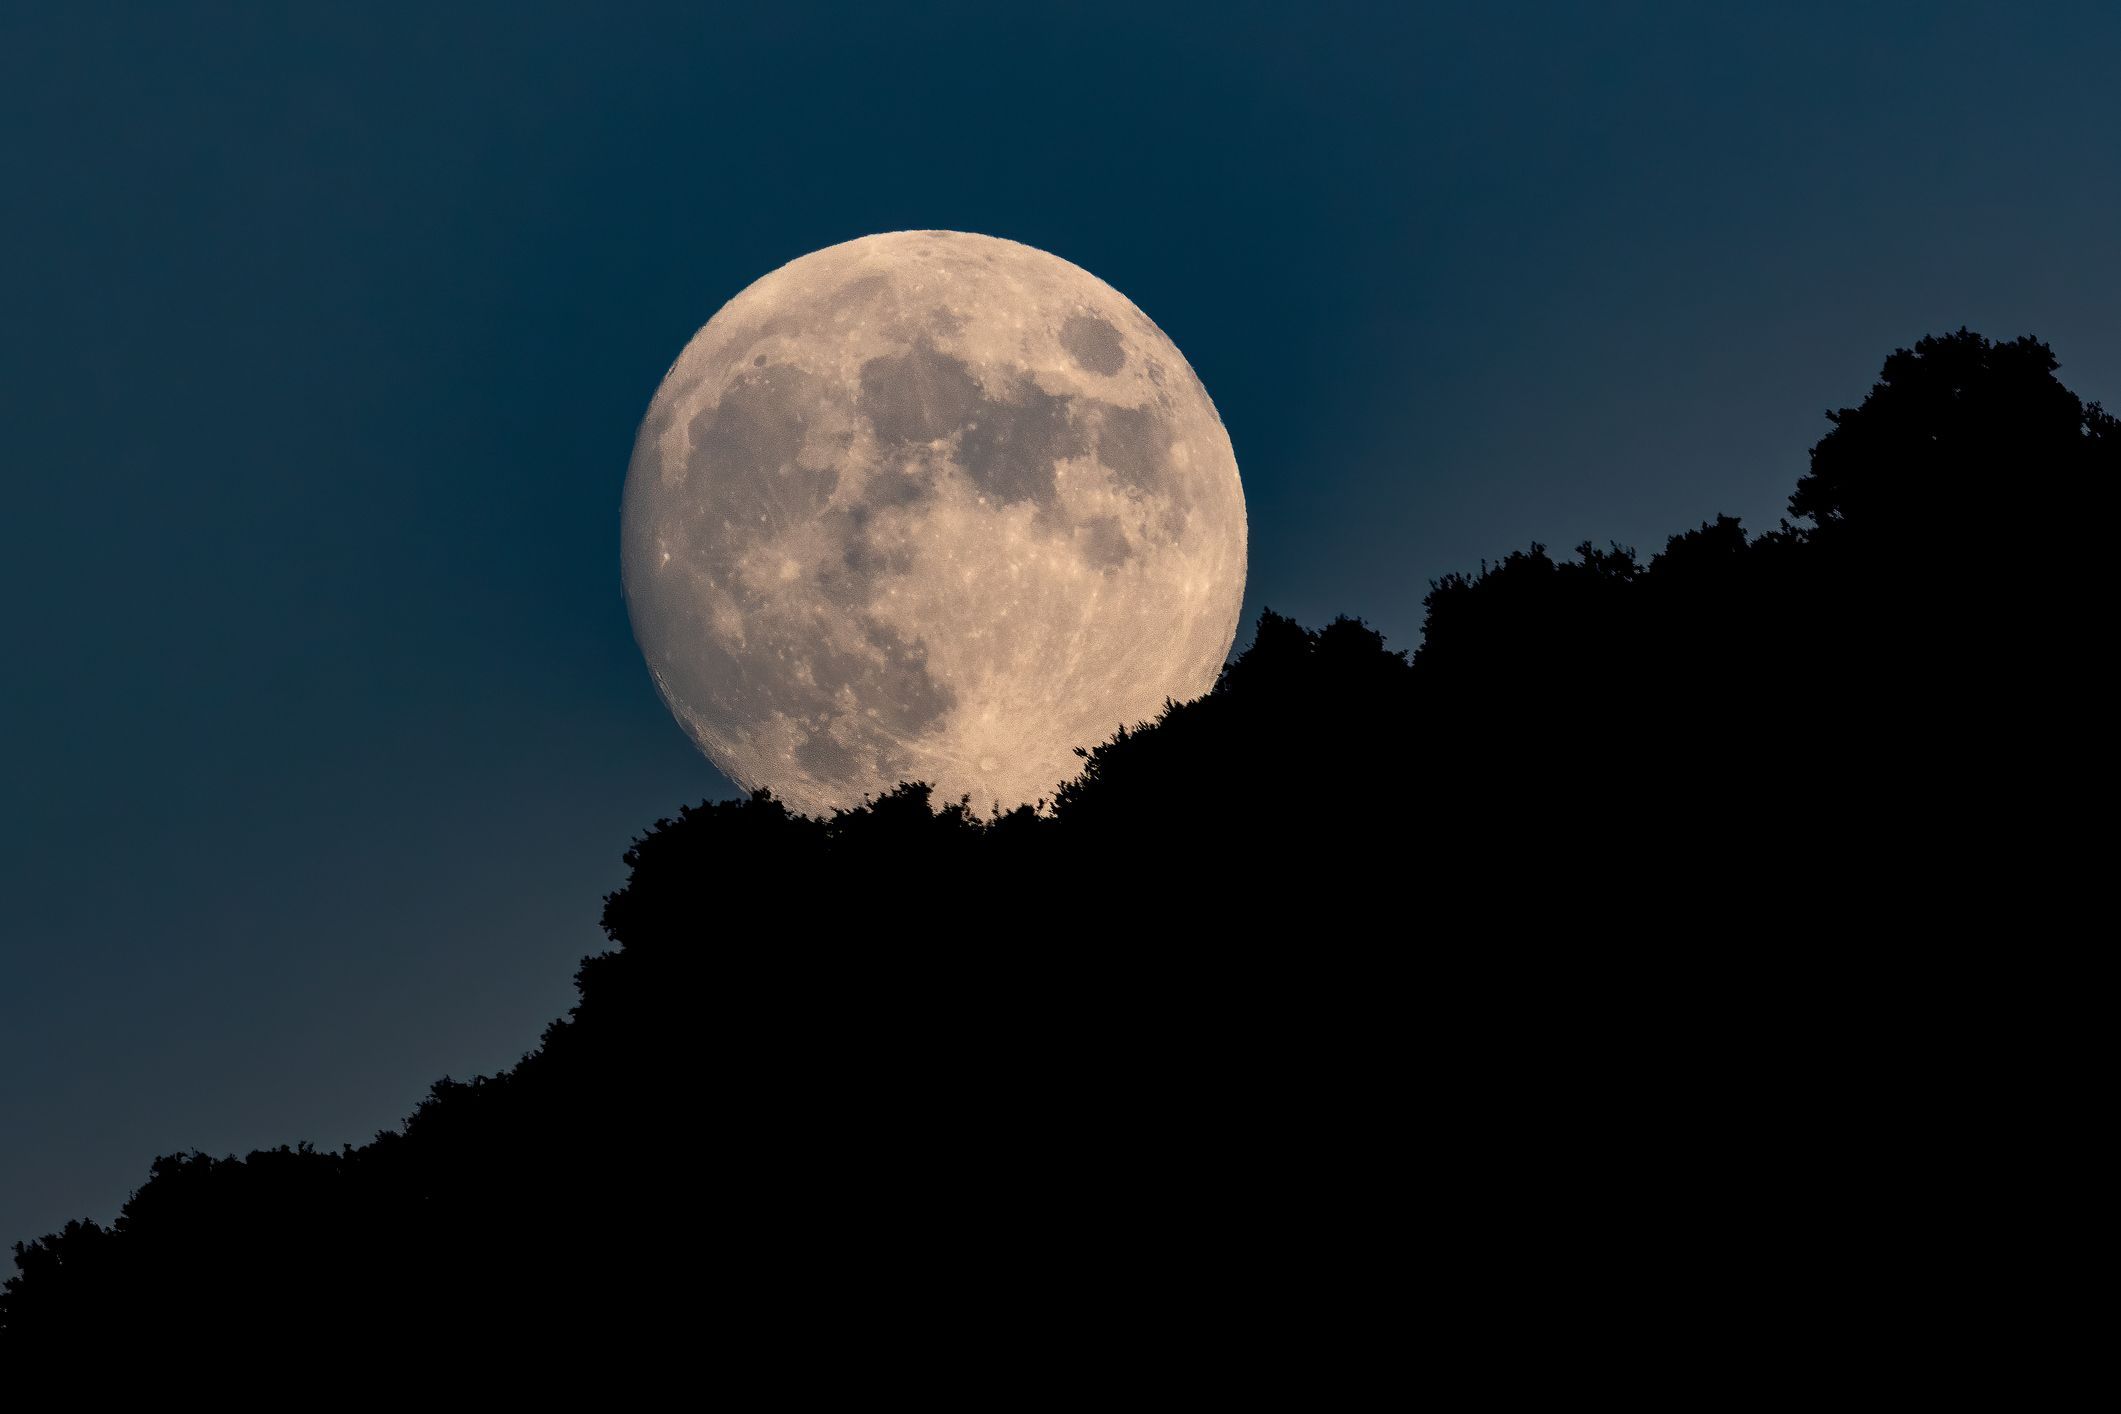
<box><xmin>4</xmin><ymin>2</ymin><xmax>2116</xmax><ymax>1246</ymax></box>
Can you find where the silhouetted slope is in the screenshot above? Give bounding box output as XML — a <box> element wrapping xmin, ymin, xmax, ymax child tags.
<box><xmin>5</xmin><ymin>332</ymin><xmax>2109</xmax><ymax>1384</ymax></box>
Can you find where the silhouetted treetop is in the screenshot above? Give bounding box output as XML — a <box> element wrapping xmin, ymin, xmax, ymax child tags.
<box><xmin>1791</xmin><ymin>329</ymin><xmax>2113</xmax><ymax>535</ymax></box>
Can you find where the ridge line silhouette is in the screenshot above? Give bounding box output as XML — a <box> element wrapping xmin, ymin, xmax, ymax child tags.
<box><xmin>6</xmin><ymin>330</ymin><xmax>2109</xmax><ymax>1381</ymax></box>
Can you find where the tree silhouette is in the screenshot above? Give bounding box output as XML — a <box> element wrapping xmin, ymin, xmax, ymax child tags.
<box><xmin>1791</xmin><ymin>330</ymin><xmax>2107</xmax><ymax>537</ymax></box>
<box><xmin>5</xmin><ymin>331</ymin><xmax>2104</xmax><ymax>1382</ymax></box>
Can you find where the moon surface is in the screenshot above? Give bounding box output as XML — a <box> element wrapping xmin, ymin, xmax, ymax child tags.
<box><xmin>622</xmin><ymin>231</ymin><xmax>1246</xmax><ymax>816</ymax></box>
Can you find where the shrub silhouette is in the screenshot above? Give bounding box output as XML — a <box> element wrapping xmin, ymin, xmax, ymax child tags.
<box><xmin>5</xmin><ymin>331</ymin><xmax>2108</xmax><ymax>1379</ymax></box>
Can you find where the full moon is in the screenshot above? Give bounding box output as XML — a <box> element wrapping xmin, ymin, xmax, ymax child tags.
<box><xmin>622</xmin><ymin>231</ymin><xmax>1247</xmax><ymax>815</ymax></box>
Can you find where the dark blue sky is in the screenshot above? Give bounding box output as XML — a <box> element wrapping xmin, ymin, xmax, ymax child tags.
<box><xmin>4</xmin><ymin>2</ymin><xmax>2116</xmax><ymax>1244</ymax></box>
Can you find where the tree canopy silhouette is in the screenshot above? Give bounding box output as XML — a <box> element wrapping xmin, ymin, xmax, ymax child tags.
<box><xmin>5</xmin><ymin>330</ymin><xmax>2106</xmax><ymax>1386</ymax></box>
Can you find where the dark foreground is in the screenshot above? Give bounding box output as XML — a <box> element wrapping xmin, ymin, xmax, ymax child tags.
<box><xmin>4</xmin><ymin>332</ymin><xmax>2105</xmax><ymax>1389</ymax></box>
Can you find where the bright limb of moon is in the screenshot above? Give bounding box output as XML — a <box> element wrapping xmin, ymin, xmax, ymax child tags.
<box><xmin>621</xmin><ymin>230</ymin><xmax>1247</xmax><ymax>816</ymax></box>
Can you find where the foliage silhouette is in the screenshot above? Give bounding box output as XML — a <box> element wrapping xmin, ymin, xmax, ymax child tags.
<box><xmin>5</xmin><ymin>331</ymin><xmax>2108</xmax><ymax>1383</ymax></box>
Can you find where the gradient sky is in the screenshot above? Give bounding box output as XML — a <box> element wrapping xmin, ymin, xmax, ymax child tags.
<box><xmin>4</xmin><ymin>1</ymin><xmax>2117</xmax><ymax>1246</ymax></box>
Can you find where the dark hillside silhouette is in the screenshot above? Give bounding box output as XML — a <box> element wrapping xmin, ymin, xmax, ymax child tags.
<box><xmin>5</xmin><ymin>332</ymin><xmax>2107</xmax><ymax>1384</ymax></box>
